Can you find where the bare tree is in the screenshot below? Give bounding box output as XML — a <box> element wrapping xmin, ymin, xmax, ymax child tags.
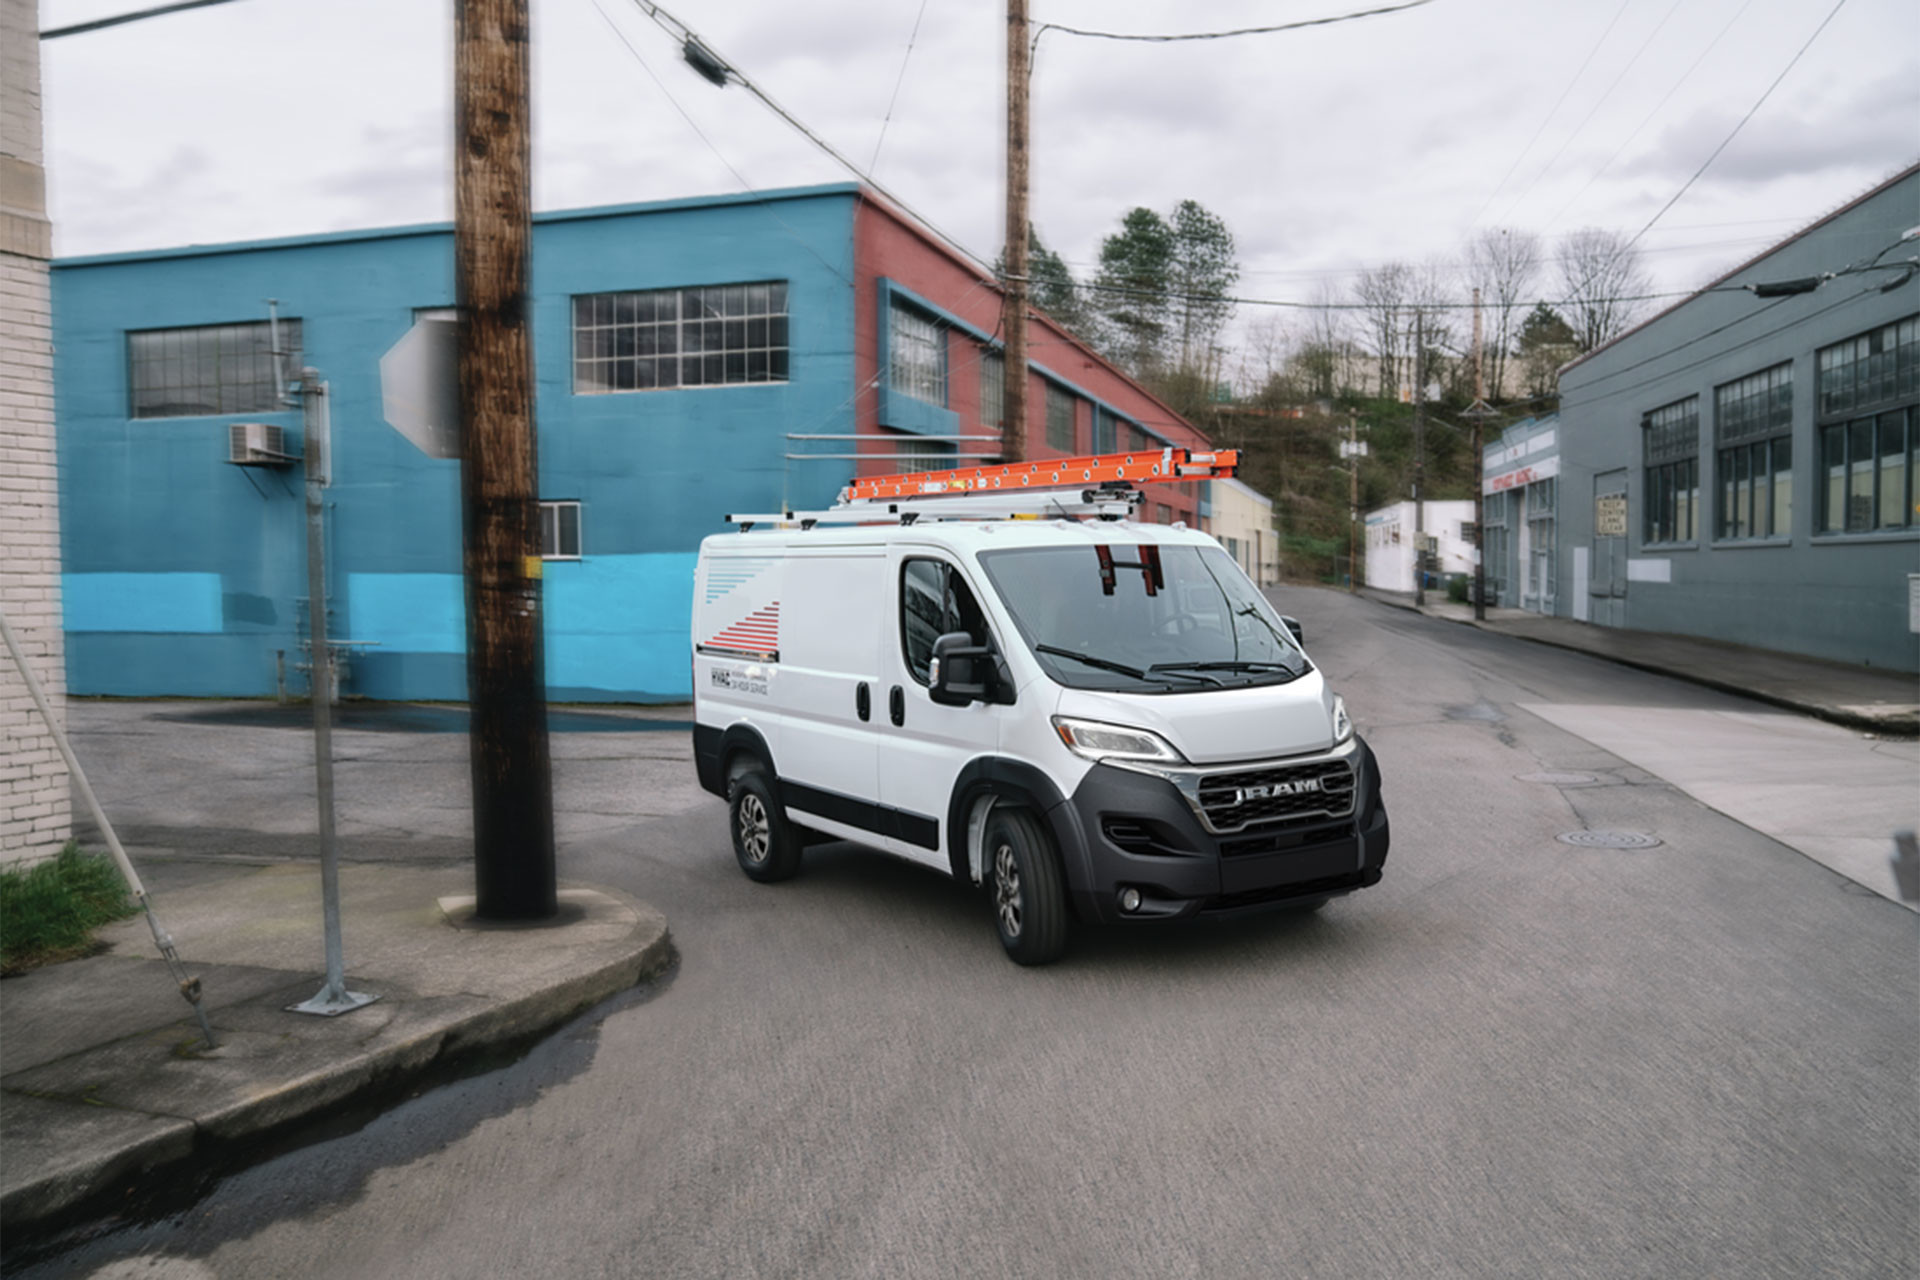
<box><xmin>1353</xmin><ymin>262</ymin><xmax>1410</xmax><ymax>399</ymax></box>
<box><xmin>1465</xmin><ymin>227</ymin><xmax>1541</xmax><ymax>400</ymax></box>
<box><xmin>1301</xmin><ymin>279</ymin><xmax>1351</xmax><ymax>400</ymax></box>
<box><xmin>1557</xmin><ymin>227</ymin><xmax>1653</xmax><ymax>353</ymax></box>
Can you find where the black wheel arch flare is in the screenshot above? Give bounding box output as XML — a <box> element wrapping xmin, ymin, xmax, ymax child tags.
<box><xmin>944</xmin><ymin>756</ymin><xmax>1088</xmax><ymax>890</ymax></box>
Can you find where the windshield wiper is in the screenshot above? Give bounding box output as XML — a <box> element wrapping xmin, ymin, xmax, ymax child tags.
<box><xmin>1149</xmin><ymin>659</ymin><xmax>1298</xmax><ymax>674</ymax></box>
<box><xmin>1035</xmin><ymin>644</ymin><xmax>1218</xmax><ymax>685</ymax></box>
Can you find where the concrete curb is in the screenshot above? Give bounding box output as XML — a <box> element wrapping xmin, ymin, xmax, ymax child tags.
<box><xmin>0</xmin><ymin>887</ymin><xmax>673</xmax><ymax>1237</ymax></box>
<box><xmin>1355</xmin><ymin>590</ymin><xmax>1918</xmax><ymax>737</ymax></box>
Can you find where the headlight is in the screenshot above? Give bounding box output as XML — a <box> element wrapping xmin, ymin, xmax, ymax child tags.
<box><xmin>1051</xmin><ymin>716</ymin><xmax>1186</xmax><ymax>764</ymax></box>
<box><xmin>1331</xmin><ymin>694</ymin><xmax>1354</xmax><ymax>745</ymax></box>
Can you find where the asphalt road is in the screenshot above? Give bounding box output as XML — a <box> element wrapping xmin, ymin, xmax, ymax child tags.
<box><xmin>28</xmin><ymin>588</ymin><xmax>1920</xmax><ymax>1279</ymax></box>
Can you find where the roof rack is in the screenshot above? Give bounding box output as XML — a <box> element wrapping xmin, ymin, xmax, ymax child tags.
<box><xmin>723</xmin><ymin>448</ymin><xmax>1238</xmax><ymax>532</ymax></box>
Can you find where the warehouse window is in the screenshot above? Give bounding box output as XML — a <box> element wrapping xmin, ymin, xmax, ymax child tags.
<box><xmin>1816</xmin><ymin>317</ymin><xmax>1918</xmax><ymax>534</ymax></box>
<box><xmin>979</xmin><ymin>349</ymin><xmax>1005</xmax><ymax>431</ymax></box>
<box><xmin>1820</xmin><ymin>408</ymin><xmax>1916</xmax><ymax>533</ymax></box>
<box><xmin>1045</xmin><ymin>383</ymin><xmax>1076</xmax><ymax>452</ymax></box>
<box><xmin>1642</xmin><ymin>396</ymin><xmax>1699</xmax><ymax>544</ymax></box>
<box><xmin>888</xmin><ymin>302</ymin><xmax>946</xmax><ymax>406</ymax></box>
<box><xmin>128</xmin><ymin>319</ymin><xmax>300</xmax><ymax>418</ymax></box>
<box><xmin>1816</xmin><ymin>315</ymin><xmax>1917</xmax><ymax>418</ymax></box>
<box><xmin>1714</xmin><ymin>363</ymin><xmax>1793</xmax><ymax>540</ymax></box>
<box><xmin>540</xmin><ymin>501</ymin><xmax>582</xmax><ymax>559</ymax></box>
<box><xmin>572</xmin><ymin>282</ymin><xmax>788</xmax><ymax>393</ymax></box>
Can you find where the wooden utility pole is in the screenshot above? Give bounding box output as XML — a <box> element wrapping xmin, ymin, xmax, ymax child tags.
<box><xmin>1001</xmin><ymin>0</ymin><xmax>1030</xmax><ymax>462</ymax></box>
<box><xmin>455</xmin><ymin>0</ymin><xmax>556</xmax><ymax>921</ymax></box>
<box><xmin>1469</xmin><ymin>288</ymin><xmax>1490</xmax><ymax>622</ymax></box>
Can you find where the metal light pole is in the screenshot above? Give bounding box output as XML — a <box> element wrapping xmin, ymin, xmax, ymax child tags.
<box><xmin>290</xmin><ymin>372</ymin><xmax>376</xmax><ymax>1017</ymax></box>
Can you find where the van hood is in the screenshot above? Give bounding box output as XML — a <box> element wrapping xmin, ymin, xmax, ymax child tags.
<box><xmin>1051</xmin><ymin>670</ymin><xmax>1337</xmax><ymax>765</ymax></box>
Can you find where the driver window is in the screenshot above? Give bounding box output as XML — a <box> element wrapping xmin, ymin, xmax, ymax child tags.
<box><xmin>901</xmin><ymin>558</ymin><xmax>989</xmax><ymax>684</ymax></box>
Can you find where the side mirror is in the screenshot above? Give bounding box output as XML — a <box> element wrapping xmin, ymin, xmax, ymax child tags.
<box><xmin>929</xmin><ymin>631</ymin><xmax>992</xmax><ymax>706</ymax></box>
<box><xmin>1281</xmin><ymin>615</ymin><xmax>1304</xmax><ymax>645</ymax></box>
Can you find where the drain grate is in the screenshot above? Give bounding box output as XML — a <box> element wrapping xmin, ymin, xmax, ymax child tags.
<box><xmin>1557</xmin><ymin>829</ymin><xmax>1662</xmax><ymax>849</ymax></box>
<box><xmin>1519</xmin><ymin>771</ymin><xmax>1601</xmax><ymax>786</ymax></box>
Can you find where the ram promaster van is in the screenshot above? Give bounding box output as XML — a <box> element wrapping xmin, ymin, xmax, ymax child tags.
<box><xmin>692</xmin><ymin>450</ymin><xmax>1389</xmax><ymax>965</ymax></box>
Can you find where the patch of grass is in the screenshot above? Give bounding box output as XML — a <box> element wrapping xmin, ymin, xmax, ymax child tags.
<box><xmin>0</xmin><ymin>843</ymin><xmax>139</xmax><ymax>975</ymax></box>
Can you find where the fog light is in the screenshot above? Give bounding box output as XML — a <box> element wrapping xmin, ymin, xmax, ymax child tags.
<box><xmin>1118</xmin><ymin>887</ymin><xmax>1143</xmax><ymax>913</ymax></box>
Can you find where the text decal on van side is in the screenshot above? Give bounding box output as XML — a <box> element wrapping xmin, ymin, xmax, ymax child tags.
<box><xmin>710</xmin><ymin>666</ymin><xmax>770</xmax><ymax>697</ymax></box>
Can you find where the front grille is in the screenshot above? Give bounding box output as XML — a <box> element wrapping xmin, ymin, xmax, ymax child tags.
<box><xmin>1216</xmin><ymin>817</ymin><xmax>1353</xmax><ymax>859</ymax></box>
<box><xmin>1196</xmin><ymin>758</ymin><xmax>1355</xmax><ymax>832</ymax></box>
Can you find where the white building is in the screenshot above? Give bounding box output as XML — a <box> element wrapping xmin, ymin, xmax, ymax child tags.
<box><xmin>1364</xmin><ymin>500</ymin><xmax>1476</xmax><ymax>594</ymax></box>
<box><xmin>1</xmin><ymin>0</ymin><xmax>70</xmax><ymax>866</ymax></box>
<box><xmin>1207</xmin><ymin>477</ymin><xmax>1278</xmax><ymax>585</ymax></box>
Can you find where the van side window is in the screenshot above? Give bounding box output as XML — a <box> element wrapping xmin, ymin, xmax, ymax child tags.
<box><xmin>901</xmin><ymin>558</ymin><xmax>989</xmax><ymax>684</ymax></box>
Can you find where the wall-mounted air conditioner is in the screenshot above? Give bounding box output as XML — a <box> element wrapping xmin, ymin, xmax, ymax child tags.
<box><xmin>227</xmin><ymin>422</ymin><xmax>296</xmax><ymax>467</ymax></box>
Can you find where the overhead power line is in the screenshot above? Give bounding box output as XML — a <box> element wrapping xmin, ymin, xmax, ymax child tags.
<box><xmin>1033</xmin><ymin>0</ymin><xmax>1435</xmax><ymax>45</ymax></box>
<box><xmin>40</xmin><ymin>0</ymin><xmax>242</xmax><ymax>39</ymax></box>
<box><xmin>1626</xmin><ymin>0</ymin><xmax>1852</xmax><ymax>250</ymax></box>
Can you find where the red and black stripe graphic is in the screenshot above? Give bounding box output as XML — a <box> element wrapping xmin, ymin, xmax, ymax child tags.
<box><xmin>704</xmin><ymin>602</ymin><xmax>780</xmax><ymax>655</ymax></box>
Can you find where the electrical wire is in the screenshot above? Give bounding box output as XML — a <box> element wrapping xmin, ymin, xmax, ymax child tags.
<box><xmin>1543</xmin><ymin>0</ymin><xmax>1758</xmax><ymax>233</ymax></box>
<box><xmin>1491</xmin><ymin>0</ymin><xmax>1692</xmax><ymax>229</ymax></box>
<box><xmin>869</xmin><ymin>0</ymin><xmax>932</xmax><ymax>177</ymax></box>
<box><xmin>1466</xmin><ymin>0</ymin><xmax>1633</xmax><ymax>230</ymax></box>
<box><xmin>1032</xmin><ymin>0</ymin><xmax>1435</xmax><ymax>45</ymax></box>
<box><xmin>621</xmin><ymin>0</ymin><xmax>992</xmax><ymax>275</ymax></box>
<box><xmin>1626</xmin><ymin>0</ymin><xmax>1852</xmax><ymax>250</ymax></box>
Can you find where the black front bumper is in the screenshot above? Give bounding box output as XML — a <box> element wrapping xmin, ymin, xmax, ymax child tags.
<box><xmin>1045</xmin><ymin>736</ymin><xmax>1390</xmax><ymax>925</ymax></box>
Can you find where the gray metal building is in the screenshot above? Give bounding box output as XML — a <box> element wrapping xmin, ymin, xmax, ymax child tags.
<box><xmin>1550</xmin><ymin>162</ymin><xmax>1918</xmax><ymax>673</ymax></box>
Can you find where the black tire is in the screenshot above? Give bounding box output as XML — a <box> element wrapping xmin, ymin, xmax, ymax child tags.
<box><xmin>984</xmin><ymin>806</ymin><xmax>1068</xmax><ymax>966</ymax></box>
<box><xmin>728</xmin><ymin>768</ymin><xmax>801</xmax><ymax>883</ymax></box>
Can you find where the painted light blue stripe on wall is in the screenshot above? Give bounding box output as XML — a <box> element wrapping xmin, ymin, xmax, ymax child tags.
<box><xmin>348</xmin><ymin>573</ymin><xmax>466</xmax><ymax>653</ymax></box>
<box><xmin>63</xmin><ymin>573</ymin><xmax>223</xmax><ymax>632</ymax></box>
<box><xmin>547</xmin><ymin>552</ymin><xmax>698</xmax><ymax>694</ymax></box>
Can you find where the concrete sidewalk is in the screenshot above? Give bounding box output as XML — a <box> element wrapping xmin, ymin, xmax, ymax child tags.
<box><xmin>1355</xmin><ymin>586</ymin><xmax>1919</xmax><ymax>736</ymax></box>
<box><xmin>1</xmin><ymin>860</ymin><xmax>672</xmax><ymax>1238</ymax></box>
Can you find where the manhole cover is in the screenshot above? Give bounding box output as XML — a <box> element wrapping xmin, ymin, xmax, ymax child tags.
<box><xmin>1518</xmin><ymin>771</ymin><xmax>1601</xmax><ymax>786</ymax></box>
<box><xmin>1557</xmin><ymin>830</ymin><xmax>1662</xmax><ymax>849</ymax></box>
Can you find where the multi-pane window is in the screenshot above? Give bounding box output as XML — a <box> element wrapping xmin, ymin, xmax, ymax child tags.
<box><xmin>892</xmin><ymin>436</ymin><xmax>956</xmax><ymax>476</ymax></box>
<box><xmin>979</xmin><ymin>349</ymin><xmax>1005</xmax><ymax>430</ymax></box>
<box><xmin>1092</xmin><ymin>407</ymin><xmax>1118</xmax><ymax>454</ymax></box>
<box><xmin>1816</xmin><ymin>315</ymin><xmax>1917</xmax><ymax>418</ymax></box>
<box><xmin>1643</xmin><ymin>396</ymin><xmax>1699</xmax><ymax>544</ymax></box>
<box><xmin>889</xmin><ymin>302</ymin><xmax>945</xmax><ymax>405</ymax></box>
<box><xmin>540</xmin><ymin>501</ymin><xmax>582</xmax><ymax>559</ymax></box>
<box><xmin>128</xmin><ymin>320</ymin><xmax>300</xmax><ymax>418</ymax></box>
<box><xmin>1045</xmin><ymin>383</ymin><xmax>1075</xmax><ymax>452</ymax></box>
<box><xmin>1715</xmin><ymin>364</ymin><xmax>1793</xmax><ymax>540</ymax></box>
<box><xmin>1821</xmin><ymin>408</ymin><xmax>1916</xmax><ymax>532</ymax></box>
<box><xmin>572</xmin><ymin>282</ymin><xmax>788</xmax><ymax>393</ymax></box>
<box><xmin>1817</xmin><ymin>316</ymin><xmax>1918</xmax><ymax>533</ymax></box>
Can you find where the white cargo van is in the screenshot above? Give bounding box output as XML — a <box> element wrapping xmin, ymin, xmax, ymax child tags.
<box><xmin>691</xmin><ymin>472</ymin><xmax>1389</xmax><ymax>965</ymax></box>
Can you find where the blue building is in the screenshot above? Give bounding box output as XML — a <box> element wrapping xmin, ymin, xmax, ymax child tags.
<box><xmin>53</xmin><ymin>184</ymin><xmax>1208</xmax><ymax>702</ymax></box>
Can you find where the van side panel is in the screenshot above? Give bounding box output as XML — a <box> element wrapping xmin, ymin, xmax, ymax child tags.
<box><xmin>774</xmin><ymin>550</ymin><xmax>885</xmax><ymax>820</ymax></box>
<box><xmin>694</xmin><ymin>550</ymin><xmax>786</xmax><ymax>780</ymax></box>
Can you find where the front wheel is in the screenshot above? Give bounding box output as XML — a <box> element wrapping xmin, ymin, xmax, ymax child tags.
<box><xmin>728</xmin><ymin>768</ymin><xmax>801</xmax><ymax>883</ymax></box>
<box><xmin>985</xmin><ymin>807</ymin><xmax>1068</xmax><ymax>966</ymax></box>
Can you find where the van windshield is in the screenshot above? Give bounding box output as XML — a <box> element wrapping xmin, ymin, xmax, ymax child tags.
<box><xmin>977</xmin><ymin>543</ymin><xmax>1311</xmax><ymax>693</ymax></box>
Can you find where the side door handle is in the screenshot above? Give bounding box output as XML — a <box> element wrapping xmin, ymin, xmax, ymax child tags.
<box><xmin>856</xmin><ymin>682</ymin><xmax>871</xmax><ymax>722</ymax></box>
<box><xmin>889</xmin><ymin>685</ymin><xmax>905</xmax><ymax>727</ymax></box>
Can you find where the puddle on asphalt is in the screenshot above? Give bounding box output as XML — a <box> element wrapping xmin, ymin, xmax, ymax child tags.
<box><xmin>0</xmin><ymin>959</ymin><xmax>679</xmax><ymax>1279</ymax></box>
<box><xmin>1443</xmin><ymin>700</ymin><xmax>1507</xmax><ymax>724</ymax></box>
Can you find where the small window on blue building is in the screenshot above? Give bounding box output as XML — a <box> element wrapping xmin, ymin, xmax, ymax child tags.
<box><xmin>128</xmin><ymin>319</ymin><xmax>300</xmax><ymax>418</ymax></box>
<box><xmin>888</xmin><ymin>302</ymin><xmax>946</xmax><ymax>406</ymax></box>
<box><xmin>540</xmin><ymin>501</ymin><xmax>582</xmax><ymax>559</ymax></box>
<box><xmin>572</xmin><ymin>282</ymin><xmax>788</xmax><ymax>394</ymax></box>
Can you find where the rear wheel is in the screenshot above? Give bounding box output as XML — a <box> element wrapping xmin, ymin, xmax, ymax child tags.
<box><xmin>728</xmin><ymin>768</ymin><xmax>800</xmax><ymax>883</ymax></box>
<box><xmin>985</xmin><ymin>806</ymin><xmax>1068</xmax><ymax>966</ymax></box>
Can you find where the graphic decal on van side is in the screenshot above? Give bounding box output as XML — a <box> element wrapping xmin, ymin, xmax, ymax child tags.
<box><xmin>701</xmin><ymin>602</ymin><xmax>781</xmax><ymax>659</ymax></box>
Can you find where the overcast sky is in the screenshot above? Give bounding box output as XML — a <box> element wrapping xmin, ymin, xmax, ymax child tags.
<box><xmin>37</xmin><ymin>0</ymin><xmax>1920</xmax><ymax>353</ymax></box>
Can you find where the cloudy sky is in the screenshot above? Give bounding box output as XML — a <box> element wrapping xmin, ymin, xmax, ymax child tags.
<box><xmin>37</xmin><ymin>0</ymin><xmax>1920</xmax><ymax>352</ymax></box>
